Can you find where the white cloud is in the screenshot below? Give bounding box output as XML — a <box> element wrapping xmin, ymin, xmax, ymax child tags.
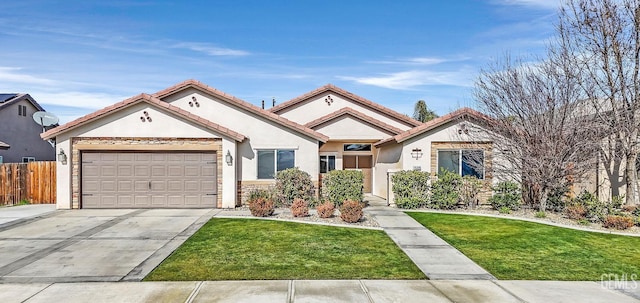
<box><xmin>492</xmin><ymin>0</ymin><xmax>561</xmax><ymax>9</ymax></box>
<box><xmin>172</xmin><ymin>42</ymin><xmax>250</xmax><ymax>56</ymax></box>
<box><xmin>0</xmin><ymin>67</ymin><xmax>58</xmax><ymax>86</ymax></box>
<box><xmin>338</xmin><ymin>69</ymin><xmax>473</xmax><ymax>90</ymax></box>
<box><xmin>406</xmin><ymin>57</ymin><xmax>448</xmax><ymax>65</ymax></box>
<box><xmin>32</xmin><ymin>91</ymin><xmax>128</xmax><ymax>110</ymax></box>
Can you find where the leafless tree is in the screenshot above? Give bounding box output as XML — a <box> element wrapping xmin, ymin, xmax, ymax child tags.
<box><xmin>557</xmin><ymin>0</ymin><xmax>640</xmax><ymax>205</ymax></box>
<box><xmin>474</xmin><ymin>56</ymin><xmax>599</xmax><ymax>211</ymax></box>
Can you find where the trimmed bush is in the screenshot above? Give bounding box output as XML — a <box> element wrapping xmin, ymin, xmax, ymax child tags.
<box><xmin>602</xmin><ymin>215</ymin><xmax>635</xmax><ymax>230</ymax></box>
<box><xmin>535</xmin><ymin>211</ymin><xmax>546</xmax><ymax>218</ymax></box>
<box><xmin>291</xmin><ymin>198</ymin><xmax>309</xmax><ymax>217</ymax></box>
<box><xmin>247</xmin><ymin>188</ymin><xmax>274</xmax><ymax>204</ymax></box>
<box><xmin>249</xmin><ymin>197</ymin><xmax>275</xmax><ymax>217</ymax></box>
<box><xmin>391</xmin><ymin>170</ymin><xmax>430</xmax><ymax>209</ymax></box>
<box><xmin>430</xmin><ymin>169</ymin><xmax>462</xmax><ymax>209</ymax></box>
<box><xmin>316</xmin><ymin>201</ymin><xmax>335</xmax><ymax>218</ymax></box>
<box><xmin>565</xmin><ymin>204</ymin><xmax>587</xmax><ymax>220</ymax></box>
<box><xmin>489</xmin><ymin>181</ymin><xmax>522</xmax><ymax>211</ymax></box>
<box><xmin>340</xmin><ymin>200</ymin><xmax>364</xmax><ymax>223</ymax></box>
<box><xmin>460</xmin><ymin>176</ymin><xmax>482</xmax><ymax>208</ymax></box>
<box><xmin>275</xmin><ymin>168</ymin><xmax>315</xmax><ymax>207</ymax></box>
<box><xmin>321</xmin><ymin>170</ymin><xmax>364</xmax><ymax>206</ymax></box>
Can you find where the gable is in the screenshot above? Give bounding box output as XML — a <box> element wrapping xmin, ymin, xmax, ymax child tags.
<box><xmin>63</xmin><ymin>103</ymin><xmax>227</xmax><ymax>139</ymax></box>
<box><xmin>270</xmin><ymin>85</ymin><xmax>421</xmax><ymax>130</ymax></box>
<box><xmin>42</xmin><ymin>94</ymin><xmax>245</xmax><ymax>142</ymax></box>
<box><xmin>312</xmin><ymin>115</ymin><xmax>399</xmax><ymax>140</ymax></box>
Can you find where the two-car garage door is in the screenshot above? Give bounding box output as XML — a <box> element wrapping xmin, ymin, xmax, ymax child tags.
<box><xmin>81</xmin><ymin>152</ymin><xmax>217</xmax><ymax>208</ymax></box>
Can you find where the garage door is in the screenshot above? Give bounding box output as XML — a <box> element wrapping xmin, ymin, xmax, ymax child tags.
<box><xmin>81</xmin><ymin>152</ymin><xmax>217</xmax><ymax>208</ymax></box>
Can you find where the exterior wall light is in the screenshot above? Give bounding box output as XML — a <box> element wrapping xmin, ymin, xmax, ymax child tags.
<box><xmin>58</xmin><ymin>149</ymin><xmax>67</xmax><ymax>164</ymax></box>
<box><xmin>411</xmin><ymin>148</ymin><xmax>423</xmax><ymax>160</ymax></box>
<box><xmin>225</xmin><ymin>150</ymin><xmax>233</xmax><ymax>166</ymax></box>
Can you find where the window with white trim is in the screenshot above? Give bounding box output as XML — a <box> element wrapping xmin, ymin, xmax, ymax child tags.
<box><xmin>437</xmin><ymin>149</ymin><xmax>484</xmax><ymax>179</ymax></box>
<box><xmin>257</xmin><ymin>149</ymin><xmax>295</xmax><ymax>179</ymax></box>
<box><xmin>319</xmin><ymin>155</ymin><xmax>336</xmax><ymax>173</ymax></box>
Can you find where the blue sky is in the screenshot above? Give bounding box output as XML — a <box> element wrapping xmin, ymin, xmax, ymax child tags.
<box><xmin>0</xmin><ymin>0</ymin><xmax>559</xmax><ymax>124</ymax></box>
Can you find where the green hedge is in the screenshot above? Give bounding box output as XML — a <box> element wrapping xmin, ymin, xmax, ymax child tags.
<box><xmin>391</xmin><ymin>170</ymin><xmax>430</xmax><ymax>209</ymax></box>
<box><xmin>321</xmin><ymin>170</ymin><xmax>364</xmax><ymax>206</ymax></box>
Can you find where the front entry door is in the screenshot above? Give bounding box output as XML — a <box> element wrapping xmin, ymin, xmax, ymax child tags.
<box><xmin>343</xmin><ymin>155</ymin><xmax>373</xmax><ymax>193</ymax></box>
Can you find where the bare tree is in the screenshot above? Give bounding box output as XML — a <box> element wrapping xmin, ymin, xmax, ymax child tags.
<box><xmin>474</xmin><ymin>56</ymin><xmax>599</xmax><ymax>211</ymax></box>
<box><xmin>557</xmin><ymin>0</ymin><xmax>640</xmax><ymax>205</ymax></box>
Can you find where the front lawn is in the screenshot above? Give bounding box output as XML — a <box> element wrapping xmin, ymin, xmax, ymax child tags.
<box><xmin>407</xmin><ymin>212</ymin><xmax>640</xmax><ymax>280</ymax></box>
<box><xmin>145</xmin><ymin>218</ymin><xmax>425</xmax><ymax>280</ymax></box>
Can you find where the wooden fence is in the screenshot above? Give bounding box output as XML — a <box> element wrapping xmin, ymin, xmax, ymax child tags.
<box><xmin>0</xmin><ymin>161</ymin><xmax>56</xmax><ymax>206</ymax></box>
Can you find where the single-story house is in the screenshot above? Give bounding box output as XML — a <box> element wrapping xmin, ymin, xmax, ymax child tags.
<box><xmin>42</xmin><ymin>80</ymin><xmax>502</xmax><ymax>209</ymax></box>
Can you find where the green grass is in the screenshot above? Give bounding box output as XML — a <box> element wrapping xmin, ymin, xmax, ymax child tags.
<box><xmin>145</xmin><ymin>218</ymin><xmax>425</xmax><ymax>281</ymax></box>
<box><xmin>407</xmin><ymin>212</ymin><xmax>640</xmax><ymax>280</ymax></box>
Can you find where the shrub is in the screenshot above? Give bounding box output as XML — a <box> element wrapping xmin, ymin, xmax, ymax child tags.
<box><xmin>489</xmin><ymin>181</ymin><xmax>522</xmax><ymax>211</ymax></box>
<box><xmin>391</xmin><ymin>170</ymin><xmax>430</xmax><ymax>209</ymax></box>
<box><xmin>622</xmin><ymin>204</ymin><xmax>637</xmax><ymax>214</ymax></box>
<box><xmin>430</xmin><ymin>168</ymin><xmax>462</xmax><ymax>209</ymax></box>
<box><xmin>316</xmin><ymin>201</ymin><xmax>335</xmax><ymax>218</ymax></box>
<box><xmin>565</xmin><ymin>204</ymin><xmax>587</xmax><ymax>220</ymax></box>
<box><xmin>572</xmin><ymin>191</ymin><xmax>605</xmax><ymax>222</ymax></box>
<box><xmin>291</xmin><ymin>198</ymin><xmax>309</xmax><ymax>217</ymax></box>
<box><xmin>632</xmin><ymin>206</ymin><xmax>640</xmax><ymax>217</ymax></box>
<box><xmin>247</xmin><ymin>188</ymin><xmax>274</xmax><ymax>204</ymax></box>
<box><xmin>499</xmin><ymin>206</ymin><xmax>511</xmax><ymax>214</ymax></box>
<box><xmin>602</xmin><ymin>215</ymin><xmax>635</xmax><ymax>230</ymax></box>
<box><xmin>275</xmin><ymin>168</ymin><xmax>315</xmax><ymax>207</ymax></box>
<box><xmin>535</xmin><ymin>211</ymin><xmax>546</xmax><ymax>218</ymax></box>
<box><xmin>460</xmin><ymin>175</ymin><xmax>483</xmax><ymax>208</ymax></box>
<box><xmin>321</xmin><ymin>170</ymin><xmax>364</xmax><ymax>206</ymax></box>
<box><xmin>340</xmin><ymin>200</ymin><xmax>364</xmax><ymax>223</ymax></box>
<box><xmin>545</xmin><ymin>186</ymin><xmax>569</xmax><ymax>212</ymax></box>
<box><xmin>248</xmin><ymin>197</ymin><xmax>275</xmax><ymax>217</ymax></box>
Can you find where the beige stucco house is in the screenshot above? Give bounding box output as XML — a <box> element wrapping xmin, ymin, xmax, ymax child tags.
<box><xmin>43</xmin><ymin>80</ymin><xmax>498</xmax><ymax>209</ymax></box>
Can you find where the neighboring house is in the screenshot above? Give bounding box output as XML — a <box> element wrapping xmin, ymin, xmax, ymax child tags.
<box><xmin>42</xmin><ymin>80</ymin><xmax>500</xmax><ymax>209</ymax></box>
<box><xmin>0</xmin><ymin>93</ymin><xmax>55</xmax><ymax>163</ymax></box>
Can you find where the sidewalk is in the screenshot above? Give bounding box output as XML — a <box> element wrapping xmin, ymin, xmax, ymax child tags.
<box><xmin>2</xmin><ymin>280</ymin><xmax>637</xmax><ymax>303</ymax></box>
<box><xmin>363</xmin><ymin>196</ymin><xmax>495</xmax><ymax>280</ymax></box>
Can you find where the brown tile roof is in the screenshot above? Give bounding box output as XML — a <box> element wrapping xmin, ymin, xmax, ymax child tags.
<box><xmin>0</xmin><ymin>140</ymin><xmax>9</xmax><ymax>150</ymax></box>
<box><xmin>153</xmin><ymin>79</ymin><xmax>329</xmax><ymax>142</ymax></box>
<box><xmin>41</xmin><ymin>93</ymin><xmax>246</xmax><ymax>142</ymax></box>
<box><xmin>269</xmin><ymin>84</ymin><xmax>422</xmax><ymax>128</ymax></box>
<box><xmin>305</xmin><ymin>107</ymin><xmax>404</xmax><ymax>135</ymax></box>
<box><xmin>375</xmin><ymin>107</ymin><xmax>494</xmax><ymax>146</ymax></box>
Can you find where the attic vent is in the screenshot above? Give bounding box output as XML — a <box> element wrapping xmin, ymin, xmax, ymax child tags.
<box><xmin>325</xmin><ymin>95</ymin><xmax>334</xmax><ymax>106</ymax></box>
<box><xmin>189</xmin><ymin>96</ymin><xmax>200</xmax><ymax>107</ymax></box>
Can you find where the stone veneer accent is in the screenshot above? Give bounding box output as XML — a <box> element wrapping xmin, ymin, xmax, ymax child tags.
<box><xmin>71</xmin><ymin>137</ymin><xmax>222</xmax><ymax>209</ymax></box>
<box><xmin>430</xmin><ymin>142</ymin><xmax>494</xmax><ymax>203</ymax></box>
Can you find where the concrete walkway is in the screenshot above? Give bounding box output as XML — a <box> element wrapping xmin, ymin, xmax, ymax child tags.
<box><xmin>1</xmin><ymin>280</ymin><xmax>638</xmax><ymax>303</ymax></box>
<box><xmin>0</xmin><ymin>204</ymin><xmax>56</xmax><ymax>228</ymax></box>
<box><xmin>364</xmin><ymin>196</ymin><xmax>495</xmax><ymax>280</ymax></box>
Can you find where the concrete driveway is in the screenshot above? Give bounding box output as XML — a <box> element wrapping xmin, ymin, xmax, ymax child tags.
<box><xmin>0</xmin><ymin>208</ymin><xmax>218</xmax><ymax>283</ymax></box>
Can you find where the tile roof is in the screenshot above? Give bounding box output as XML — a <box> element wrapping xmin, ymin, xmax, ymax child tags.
<box><xmin>305</xmin><ymin>107</ymin><xmax>404</xmax><ymax>135</ymax></box>
<box><xmin>375</xmin><ymin>107</ymin><xmax>494</xmax><ymax>146</ymax></box>
<box><xmin>0</xmin><ymin>140</ymin><xmax>9</xmax><ymax>150</ymax></box>
<box><xmin>269</xmin><ymin>84</ymin><xmax>423</xmax><ymax>128</ymax></box>
<box><xmin>153</xmin><ymin>79</ymin><xmax>329</xmax><ymax>143</ymax></box>
<box><xmin>0</xmin><ymin>93</ymin><xmax>46</xmax><ymax>111</ymax></box>
<box><xmin>41</xmin><ymin>93</ymin><xmax>246</xmax><ymax>142</ymax></box>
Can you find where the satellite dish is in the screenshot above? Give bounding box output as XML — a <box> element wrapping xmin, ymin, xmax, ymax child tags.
<box><xmin>33</xmin><ymin>111</ymin><xmax>59</xmax><ymax>133</ymax></box>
